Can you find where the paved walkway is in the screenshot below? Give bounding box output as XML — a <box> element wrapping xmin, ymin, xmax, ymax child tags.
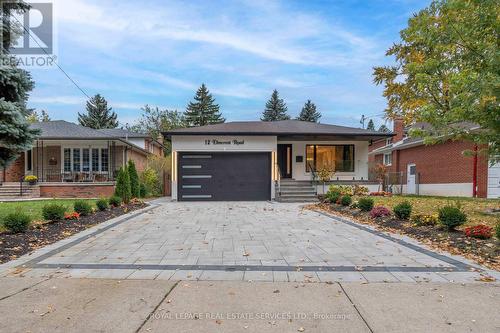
<box><xmin>2</xmin><ymin>200</ymin><xmax>497</xmax><ymax>283</ymax></box>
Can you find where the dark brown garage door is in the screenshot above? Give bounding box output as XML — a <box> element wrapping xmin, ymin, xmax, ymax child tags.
<box><xmin>178</xmin><ymin>152</ymin><xmax>271</xmax><ymax>201</ymax></box>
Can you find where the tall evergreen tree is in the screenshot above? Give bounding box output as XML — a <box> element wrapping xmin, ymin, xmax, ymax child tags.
<box><xmin>78</xmin><ymin>94</ymin><xmax>118</xmax><ymax>129</ymax></box>
<box><xmin>184</xmin><ymin>84</ymin><xmax>224</xmax><ymax>127</ymax></box>
<box><xmin>127</xmin><ymin>160</ymin><xmax>140</xmax><ymax>198</ymax></box>
<box><xmin>366</xmin><ymin>119</ymin><xmax>375</xmax><ymax>130</ymax></box>
<box><xmin>296</xmin><ymin>100</ymin><xmax>321</xmax><ymax>122</ymax></box>
<box><xmin>378</xmin><ymin>124</ymin><xmax>390</xmax><ymax>133</ymax></box>
<box><xmin>0</xmin><ymin>1</ymin><xmax>39</xmax><ymax>168</ymax></box>
<box><xmin>261</xmin><ymin>90</ymin><xmax>290</xmax><ymax>121</ymax></box>
<box><xmin>114</xmin><ymin>167</ymin><xmax>131</xmax><ymax>204</ymax></box>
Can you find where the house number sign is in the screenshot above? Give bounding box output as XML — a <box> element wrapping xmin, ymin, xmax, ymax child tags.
<box><xmin>204</xmin><ymin>139</ymin><xmax>245</xmax><ymax>146</ymax></box>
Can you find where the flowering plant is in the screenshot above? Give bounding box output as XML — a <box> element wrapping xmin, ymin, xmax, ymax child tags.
<box><xmin>64</xmin><ymin>212</ymin><xmax>80</xmax><ymax>220</ymax></box>
<box><xmin>24</xmin><ymin>175</ymin><xmax>38</xmax><ymax>182</ymax></box>
<box><xmin>464</xmin><ymin>225</ymin><xmax>493</xmax><ymax>239</ymax></box>
<box><xmin>370</xmin><ymin>206</ymin><xmax>391</xmax><ymax>218</ymax></box>
<box><xmin>411</xmin><ymin>214</ymin><xmax>438</xmax><ymax>226</ymax></box>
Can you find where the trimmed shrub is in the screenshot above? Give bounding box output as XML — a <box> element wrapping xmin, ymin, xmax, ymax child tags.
<box><xmin>141</xmin><ymin>167</ymin><xmax>161</xmax><ymax>197</ymax></box>
<box><xmin>115</xmin><ymin>167</ymin><xmax>132</xmax><ymax>203</ymax></box>
<box><xmin>496</xmin><ymin>221</ymin><xmax>500</xmax><ymax>239</ymax></box>
<box><xmin>370</xmin><ymin>206</ymin><xmax>391</xmax><ymax>218</ymax></box>
<box><xmin>42</xmin><ymin>202</ymin><xmax>66</xmax><ymax>221</ymax></box>
<box><xmin>128</xmin><ymin>160</ymin><xmax>140</xmax><ymax>198</ymax></box>
<box><xmin>358</xmin><ymin>197</ymin><xmax>374</xmax><ymax>212</ymax></box>
<box><xmin>394</xmin><ymin>201</ymin><xmax>412</xmax><ymax>220</ymax></box>
<box><xmin>438</xmin><ymin>205</ymin><xmax>467</xmax><ymax>230</ymax></box>
<box><xmin>411</xmin><ymin>214</ymin><xmax>438</xmax><ymax>226</ymax></box>
<box><xmin>109</xmin><ymin>195</ymin><xmax>122</xmax><ymax>207</ymax></box>
<box><xmin>3</xmin><ymin>211</ymin><xmax>31</xmax><ymax>233</ymax></box>
<box><xmin>139</xmin><ymin>183</ymin><xmax>147</xmax><ymax>198</ymax></box>
<box><xmin>464</xmin><ymin>225</ymin><xmax>493</xmax><ymax>239</ymax></box>
<box><xmin>328</xmin><ymin>185</ymin><xmax>353</xmax><ymax>196</ymax></box>
<box><xmin>96</xmin><ymin>198</ymin><xmax>109</xmax><ymax>211</ymax></box>
<box><xmin>353</xmin><ymin>185</ymin><xmax>369</xmax><ymax>196</ymax></box>
<box><xmin>326</xmin><ymin>191</ymin><xmax>341</xmax><ymax>204</ymax></box>
<box><xmin>74</xmin><ymin>200</ymin><xmax>92</xmax><ymax>216</ymax></box>
<box><xmin>341</xmin><ymin>195</ymin><xmax>352</xmax><ymax>206</ymax></box>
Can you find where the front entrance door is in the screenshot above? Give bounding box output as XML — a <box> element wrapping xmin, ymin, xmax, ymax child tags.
<box><xmin>407</xmin><ymin>163</ymin><xmax>417</xmax><ymax>194</ymax></box>
<box><xmin>277</xmin><ymin>144</ymin><xmax>293</xmax><ymax>178</ymax></box>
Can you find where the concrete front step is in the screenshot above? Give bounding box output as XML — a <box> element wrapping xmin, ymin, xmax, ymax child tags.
<box><xmin>0</xmin><ymin>184</ymin><xmax>40</xmax><ymax>199</ymax></box>
<box><xmin>276</xmin><ymin>197</ymin><xmax>319</xmax><ymax>203</ymax></box>
<box><xmin>279</xmin><ymin>191</ymin><xmax>317</xmax><ymax>196</ymax></box>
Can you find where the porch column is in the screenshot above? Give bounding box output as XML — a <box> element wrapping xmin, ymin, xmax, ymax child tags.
<box><xmin>36</xmin><ymin>140</ymin><xmax>39</xmax><ymax>180</ymax></box>
<box><xmin>41</xmin><ymin>140</ymin><xmax>44</xmax><ymax>182</ymax></box>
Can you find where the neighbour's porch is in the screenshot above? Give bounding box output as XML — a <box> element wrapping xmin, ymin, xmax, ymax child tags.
<box><xmin>25</xmin><ymin>139</ymin><xmax>131</xmax><ymax>183</ymax></box>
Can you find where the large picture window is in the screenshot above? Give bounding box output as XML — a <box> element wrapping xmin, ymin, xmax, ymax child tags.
<box><xmin>306</xmin><ymin>145</ymin><xmax>355</xmax><ymax>172</ymax></box>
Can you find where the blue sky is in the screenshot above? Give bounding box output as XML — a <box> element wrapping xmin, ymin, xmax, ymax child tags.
<box><xmin>26</xmin><ymin>0</ymin><xmax>429</xmax><ymax>128</ymax></box>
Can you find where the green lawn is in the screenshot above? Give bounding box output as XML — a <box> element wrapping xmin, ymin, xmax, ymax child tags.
<box><xmin>362</xmin><ymin>195</ymin><xmax>500</xmax><ymax>228</ymax></box>
<box><xmin>0</xmin><ymin>199</ymin><xmax>97</xmax><ymax>230</ymax></box>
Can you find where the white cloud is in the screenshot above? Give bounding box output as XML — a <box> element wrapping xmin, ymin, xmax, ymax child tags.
<box><xmin>30</xmin><ymin>95</ymin><xmax>84</xmax><ymax>105</ymax></box>
<box><xmin>53</xmin><ymin>0</ymin><xmax>380</xmax><ymax>66</ymax></box>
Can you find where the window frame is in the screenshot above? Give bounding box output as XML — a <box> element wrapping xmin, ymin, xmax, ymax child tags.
<box><xmin>383</xmin><ymin>153</ymin><xmax>392</xmax><ymax>166</ymax></box>
<box><xmin>305</xmin><ymin>144</ymin><xmax>355</xmax><ymax>173</ymax></box>
<box><xmin>61</xmin><ymin>147</ymin><xmax>109</xmax><ymax>174</ymax></box>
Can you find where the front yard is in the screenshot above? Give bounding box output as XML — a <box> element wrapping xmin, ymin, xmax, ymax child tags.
<box><xmin>314</xmin><ymin>192</ymin><xmax>500</xmax><ymax>272</ymax></box>
<box><xmin>367</xmin><ymin>195</ymin><xmax>500</xmax><ymax>229</ymax></box>
<box><xmin>0</xmin><ymin>199</ymin><xmax>97</xmax><ymax>231</ymax></box>
<box><xmin>0</xmin><ymin>199</ymin><xmax>147</xmax><ymax>264</ymax></box>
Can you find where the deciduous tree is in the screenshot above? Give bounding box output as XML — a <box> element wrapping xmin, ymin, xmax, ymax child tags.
<box><xmin>373</xmin><ymin>0</ymin><xmax>499</xmax><ymax>161</ymax></box>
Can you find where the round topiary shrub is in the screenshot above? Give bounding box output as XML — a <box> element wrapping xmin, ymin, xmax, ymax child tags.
<box><xmin>96</xmin><ymin>198</ymin><xmax>109</xmax><ymax>211</ymax></box>
<box><xmin>3</xmin><ymin>211</ymin><xmax>31</xmax><ymax>233</ymax></box>
<box><xmin>394</xmin><ymin>201</ymin><xmax>412</xmax><ymax>220</ymax></box>
<box><xmin>358</xmin><ymin>197</ymin><xmax>374</xmax><ymax>212</ymax></box>
<box><xmin>109</xmin><ymin>195</ymin><xmax>122</xmax><ymax>207</ymax></box>
<box><xmin>42</xmin><ymin>202</ymin><xmax>66</xmax><ymax>221</ymax></box>
<box><xmin>438</xmin><ymin>205</ymin><xmax>467</xmax><ymax>230</ymax></box>
<box><xmin>74</xmin><ymin>200</ymin><xmax>93</xmax><ymax>216</ymax></box>
<box><xmin>341</xmin><ymin>195</ymin><xmax>352</xmax><ymax>206</ymax></box>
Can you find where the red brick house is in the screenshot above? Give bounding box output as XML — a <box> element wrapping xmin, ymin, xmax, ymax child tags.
<box><xmin>369</xmin><ymin>120</ymin><xmax>499</xmax><ymax>198</ymax></box>
<box><xmin>0</xmin><ymin>121</ymin><xmax>164</xmax><ymax>199</ymax></box>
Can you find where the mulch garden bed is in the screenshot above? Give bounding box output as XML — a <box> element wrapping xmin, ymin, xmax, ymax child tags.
<box><xmin>0</xmin><ymin>202</ymin><xmax>147</xmax><ymax>264</ymax></box>
<box><xmin>311</xmin><ymin>203</ymin><xmax>500</xmax><ymax>272</ymax></box>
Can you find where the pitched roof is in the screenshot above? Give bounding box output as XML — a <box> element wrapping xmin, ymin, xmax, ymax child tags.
<box><xmin>30</xmin><ymin>120</ymin><xmax>111</xmax><ymax>139</ymax></box>
<box><xmin>30</xmin><ymin>121</ymin><xmax>149</xmax><ymax>140</ymax></box>
<box><xmin>369</xmin><ymin>121</ymin><xmax>480</xmax><ymax>155</ymax></box>
<box><xmin>96</xmin><ymin>128</ymin><xmax>148</xmax><ymax>138</ymax></box>
<box><xmin>164</xmin><ymin>120</ymin><xmax>393</xmax><ymax>139</ymax></box>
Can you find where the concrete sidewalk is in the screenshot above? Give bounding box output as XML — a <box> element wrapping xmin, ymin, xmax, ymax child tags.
<box><xmin>1</xmin><ymin>277</ymin><xmax>498</xmax><ymax>333</ymax></box>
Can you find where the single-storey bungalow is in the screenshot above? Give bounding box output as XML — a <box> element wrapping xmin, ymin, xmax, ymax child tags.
<box><xmin>0</xmin><ymin>120</ymin><xmax>164</xmax><ymax>198</ymax></box>
<box><xmin>164</xmin><ymin>120</ymin><xmax>392</xmax><ymax>201</ymax></box>
<box><xmin>369</xmin><ymin>119</ymin><xmax>499</xmax><ymax>198</ymax></box>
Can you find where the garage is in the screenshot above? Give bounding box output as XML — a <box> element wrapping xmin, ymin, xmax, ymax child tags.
<box><xmin>177</xmin><ymin>152</ymin><xmax>271</xmax><ymax>201</ymax></box>
<box><xmin>488</xmin><ymin>162</ymin><xmax>500</xmax><ymax>199</ymax></box>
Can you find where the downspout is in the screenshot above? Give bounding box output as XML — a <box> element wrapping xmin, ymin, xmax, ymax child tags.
<box><xmin>472</xmin><ymin>145</ymin><xmax>478</xmax><ymax>198</ymax></box>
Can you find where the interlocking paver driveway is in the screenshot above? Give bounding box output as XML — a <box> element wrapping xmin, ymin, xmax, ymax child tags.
<box><xmin>9</xmin><ymin>201</ymin><xmax>495</xmax><ymax>283</ymax></box>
